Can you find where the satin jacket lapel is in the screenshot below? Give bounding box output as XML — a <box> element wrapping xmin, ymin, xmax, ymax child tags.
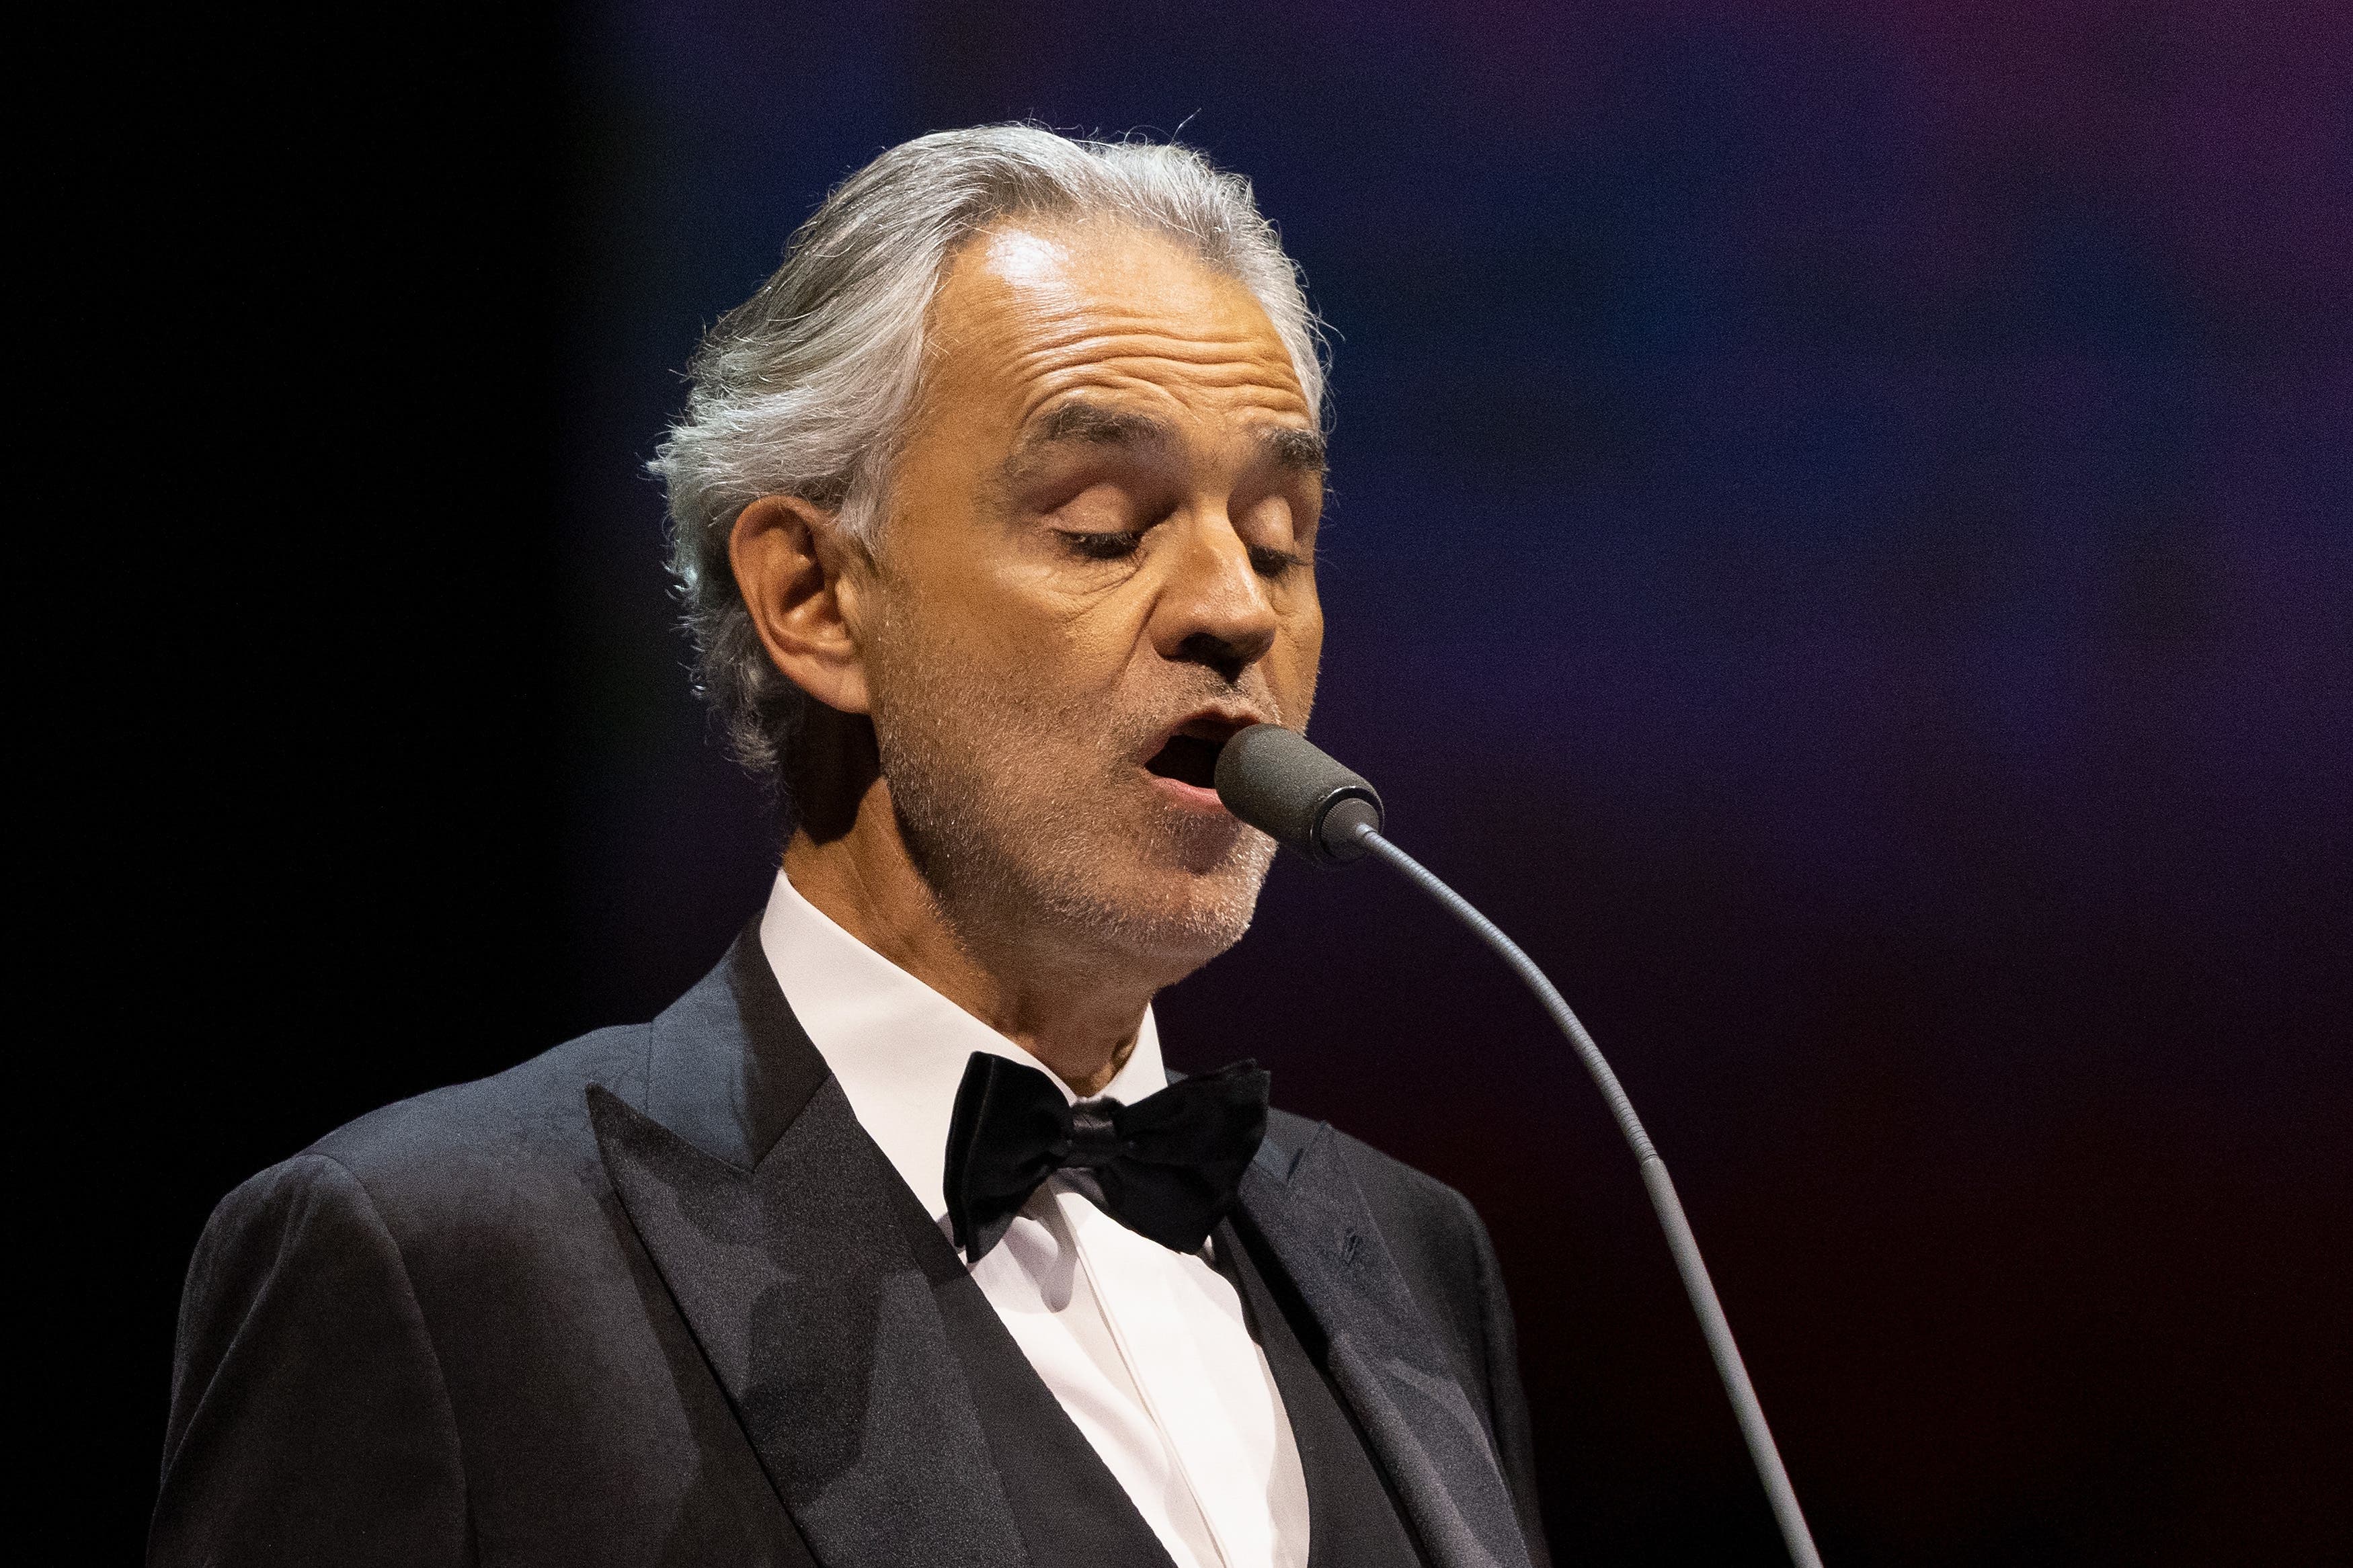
<box><xmin>1236</xmin><ymin>1124</ymin><xmax>1536</xmax><ymax>1568</ymax></box>
<box><xmin>588</xmin><ymin>931</ymin><xmax>1029</xmax><ymax>1568</ymax></box>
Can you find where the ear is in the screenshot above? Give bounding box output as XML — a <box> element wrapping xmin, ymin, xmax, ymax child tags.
<box><xmin>729</xmin><ymin>495</ymin><xmax>873</xmax><ymax>716</ymax></box>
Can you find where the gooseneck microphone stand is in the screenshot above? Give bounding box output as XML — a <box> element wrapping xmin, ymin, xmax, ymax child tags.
<box><xmin>1214</xmin><ymin>723</ymin><xmax>1823</xmax><ymax>1568</ymax></box>
<box><xmin>1351</xmin><ymin>821</ymin><xmax>1823</xmax><ymax>1568</ymax></box>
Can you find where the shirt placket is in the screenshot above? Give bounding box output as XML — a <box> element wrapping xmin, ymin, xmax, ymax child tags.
<box><xmin>1055</xmin><ymin>1185</ymin><xmax>1280</xmax><ymax>1568</ymax></box>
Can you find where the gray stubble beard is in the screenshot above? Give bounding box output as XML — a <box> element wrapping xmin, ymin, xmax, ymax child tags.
<box><xmin>864</xmin><ymin>606</ymin><xmax>1280</xmax><ymax>988</ymax></box>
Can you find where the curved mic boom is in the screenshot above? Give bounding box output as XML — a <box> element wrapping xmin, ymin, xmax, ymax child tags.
<box><xmin>1214</xmin><ymin>723</ymin><xmax>1824</xmax><ymax>1568</ymax></box>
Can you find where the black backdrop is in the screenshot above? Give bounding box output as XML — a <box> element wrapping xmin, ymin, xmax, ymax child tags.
<box><xmin>77</xmin><ymin>2</ymin><xmax>2349</xmax><ymax>1563</ymax></box>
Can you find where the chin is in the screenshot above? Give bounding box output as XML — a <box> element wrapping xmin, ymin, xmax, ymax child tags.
<box><xmin>1066</xmin><ymin>843</ymin><xmax>1277</xmax><ymax>977</ymax></box>
<box><xmin>911</xmin><ymin>774</ymin><xmax>1277</xmax><ymax>979</ymax></box>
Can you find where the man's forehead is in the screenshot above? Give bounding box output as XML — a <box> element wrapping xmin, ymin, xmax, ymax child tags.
<box><xmin>953</xmin><ymin>219</ymin><xmax>1232</xmax><ymax>309</ymax></box>
<box><xmin>928</xmin><ymin>220</ymin><xmax>1310</xmax><ymax>425</ymax></box>
<box><xmin>970</xmin><ymin>224</ymin><xmax>1081</xmax><ymax>291</ymax></box>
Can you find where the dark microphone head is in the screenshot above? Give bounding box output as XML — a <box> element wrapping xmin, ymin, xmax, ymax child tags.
<box><xmin>1214</xmin><ymin>723</ymin><xmax>1384</xmax><ymax>863</ymax></box>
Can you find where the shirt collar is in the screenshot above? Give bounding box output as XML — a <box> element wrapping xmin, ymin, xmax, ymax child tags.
<box><xmin>757</xmin><ymin>868</ymin><xmax>1168</xmax><ymax>1221</ymax></box>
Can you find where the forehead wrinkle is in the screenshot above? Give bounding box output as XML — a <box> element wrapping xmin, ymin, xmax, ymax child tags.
<box><xmin>1005</xmin><ymin>343</ymin><xmax>1312</xmax><ymax>431</ymax></box>
<box><xmin>994</xmin><ymin>298</ymin><xmax>1304</xmax><ymax>386</ymax></box>
<box><xmin>1006</xmin><ymin>331</ymin><xmax>1300</xmax><ymax>379</ymax></box>
<box><xmin>930</xmin><ymin>235</ymin><xmax>1316</xmax><ymax>501</ymax></box>
<box><xmin>941</xmin><ymin>218</ymin><xmax>1307</xmax><ymax>394</ymax></box>
<box><xmin>1013</xmin><ymin>371</ymin><xmax>1307</xmax><ymax>431</ymax></box>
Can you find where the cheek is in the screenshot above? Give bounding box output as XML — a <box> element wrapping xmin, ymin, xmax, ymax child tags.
<box><xmin>882</xmin><ymin>539</ymin><xmax>1158</xmax><ymax>727</ymax></box>
<box><xmin>1273</xmin><ymin>597</ymin><xmax>1325</xmax><ymax>717</ymax></box>
<box><xmin>883</xmin><ymin>548</ymin><xmax>1047</xmax><ymax>674</ymax></box>
<box><xmin>1052</xmin><ymin>611</ymin><xmax>1156</xmax><ymax>707</ymax></box>
<box><xmin>942</xmin><ymin>585</ymin><xmax>1142</xmax><ymax>722</ymax></box>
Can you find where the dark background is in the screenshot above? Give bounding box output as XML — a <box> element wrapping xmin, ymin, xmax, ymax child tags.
<box><xmin>83</xmin><ymin>1</ymin><xmax>2348</xmax><ymax>1561</ymax></box>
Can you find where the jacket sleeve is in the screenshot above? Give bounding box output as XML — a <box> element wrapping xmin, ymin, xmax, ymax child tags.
<box><xmin>152</xmin><ymin>1153</ymin><xmax>472</xmax><ymax>1567</ymax></box>
<box><xmin>1455</xmin><ymin>1186</ymin><xmax>1555</xmax><ymax>1568</ymax></box>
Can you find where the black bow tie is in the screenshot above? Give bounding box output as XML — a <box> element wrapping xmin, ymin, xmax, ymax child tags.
<box><xmin>943</xmin><ymin>1051</ymin><xmax>1271</xmax><ymax>1262</ymax></box>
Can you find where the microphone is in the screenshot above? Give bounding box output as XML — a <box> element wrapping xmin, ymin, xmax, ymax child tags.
<box><xmin>1212</xmin><ymin>723</ymin><xmax>1385</xmax><ymax>863</ymax></box>
<box><xmin>1215</xmin><ymin>723</ymin><xmax>1824</xmax><ymax>1568</ymax></box>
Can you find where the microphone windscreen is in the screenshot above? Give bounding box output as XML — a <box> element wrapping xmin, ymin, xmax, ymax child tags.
<box><xmin>1213</xmin><ymin>724</ymin><xmax>1384</xmax><ymax>862</ymax></box>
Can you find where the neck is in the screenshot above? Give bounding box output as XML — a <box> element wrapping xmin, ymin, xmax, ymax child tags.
<box><xmin>782</xmin><ymin>773</ymin><xmax>1157</xmax><ymax>1098</ymax></box>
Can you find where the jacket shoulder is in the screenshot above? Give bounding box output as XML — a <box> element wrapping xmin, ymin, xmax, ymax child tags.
<box><xmin>159</xmin><ymin>1149</ymin><xmax>475</xmax><ymax>1565</ymax></box>
<box><xmin>1263</xmin><ymin>1106</ymin><xmax>1501</xmax><ymax>1380</ymax></box>
<box><xmin>1265</xmin><ymin>1105</ymin><xmax>1488</xmax><ymax>1250</ymax></box>
<box><xmin>268</xmin><ymin>1023</ymin><xmax>652</xmax><ymax>1234</ymax></box>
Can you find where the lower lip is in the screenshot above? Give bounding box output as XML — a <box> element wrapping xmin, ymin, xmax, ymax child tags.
<box><xmin>1145</xmin><ymin>771</ymin><xmax>1229</xmax><ymax>813</ymax></box>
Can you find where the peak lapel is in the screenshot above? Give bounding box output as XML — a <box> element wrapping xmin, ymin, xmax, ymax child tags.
<box><xmin>1237</xmin><ymin>1125</ymin><xmax>1536</xmax><ymax>1568</ymax></box>
<box><xmin>590</xmin><ymin>1079</ymin><xmax>1029</xmax><ymax>1568</ymax></box>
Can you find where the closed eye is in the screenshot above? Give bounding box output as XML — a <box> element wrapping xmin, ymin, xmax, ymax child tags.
<box><xmin>1055</xmin><ymin>531</ymin><xmax>1308</xmax><ymax>573</ymax></box>
<box><xmin>1060</xmin><ymin>528</ymin><xmax>1146</xmax><ymax>561</ymax></box>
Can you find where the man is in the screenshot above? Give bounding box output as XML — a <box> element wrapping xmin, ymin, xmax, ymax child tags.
<box><xmin>155</xmin><ymin>126</ymin><xmax>1551</xmax><ymax>1568</ymax></box>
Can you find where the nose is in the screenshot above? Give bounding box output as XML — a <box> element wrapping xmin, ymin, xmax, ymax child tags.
<box><xmin>1148</xmin><ymin>510</ymin><xmax>1279</xmax><ymax>685</ymax></box>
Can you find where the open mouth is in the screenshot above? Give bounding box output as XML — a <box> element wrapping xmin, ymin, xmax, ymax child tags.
<box><xmin>1144</xmin><ymin>732</ymin><xmax>1226</xmax><ymax>790</ymax></box>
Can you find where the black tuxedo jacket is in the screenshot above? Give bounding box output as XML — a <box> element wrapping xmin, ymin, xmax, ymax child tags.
<box><xmin>155</xmin><ymin>930</ymin><xmax>1552</xmax><ymax>1568</ymax></box>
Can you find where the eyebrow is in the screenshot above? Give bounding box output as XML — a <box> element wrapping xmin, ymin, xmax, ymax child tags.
<box><xmin>1033</xmin><ymin>401</ymin><xmax>1175</xmax><ymax>450</ymax></box>
<box><xmin>1001</xmin><ymin>399</ymin><xmax>1328</xmax><ymax>486</ymax></box>
<box><xmin>1259</xmin><ymin>425</ymin><xmax>1328</xmax><ymax>477</ymax></box>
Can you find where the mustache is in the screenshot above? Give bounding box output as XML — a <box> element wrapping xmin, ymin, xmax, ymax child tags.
<box><xmin>1129</xmin><ymin>685</ymin><xmax>1281</xmax><ymax>755</ymax></box>
<box><xmin>898</xmin><ymin>657</ymin><xmax>1286</xmax><ymax>771</ymax></box>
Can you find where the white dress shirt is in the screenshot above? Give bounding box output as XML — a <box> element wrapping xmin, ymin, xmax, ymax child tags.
<box><xmin>758</xmin><ymin>871</ymin><xmax>1310</xmax><ymax>1568</ymax></box>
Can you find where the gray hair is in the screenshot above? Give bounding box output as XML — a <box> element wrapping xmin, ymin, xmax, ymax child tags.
<box><xmin>649</xmin><ymin>124</ymin><xmax>1327</xmax><ymax>782</ymax></box>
